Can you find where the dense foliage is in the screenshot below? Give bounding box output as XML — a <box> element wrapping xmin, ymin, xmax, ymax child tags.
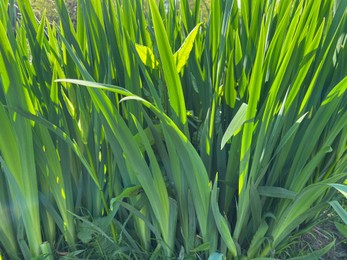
<box><xmin>0</xmin><ymin>0</ymin><xmax>347</xmax><ymax>259</ymax></box>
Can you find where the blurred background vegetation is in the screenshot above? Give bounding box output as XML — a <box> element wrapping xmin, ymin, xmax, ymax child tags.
<box><xmin>30</xmin><ymin>0</ymin><xmax>77</xmax><ymax>23</ymax></box>
<box><xmin>30</xmin><ymin>0</ymin><xmax>211</xmax><ymax>24</ymax></box>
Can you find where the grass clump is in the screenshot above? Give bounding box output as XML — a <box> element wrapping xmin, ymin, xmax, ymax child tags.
<box><xmin>0</xmin><ymin>0</ymin><xmax>347</xmax><ymax>259</ymax></box>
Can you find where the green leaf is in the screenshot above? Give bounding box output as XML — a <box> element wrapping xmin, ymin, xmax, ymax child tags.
<box><xmin>190</xmin><ymin>242</ymin><xmax>210</xmax><ymax>253</ymax></box>
<box><xmin>110</xmin><ymin>185</ymin><xmax>143</xmax><ymax>211</ymax></box>
<box><xmin>221</xmin><ymin>103</ymin><xmax>248</xmax><ymax>149</ymax></box>
<box><xmin>258</xmin><ymin>186</ymin><xmax>297</xmax><ymax>200</ymax></box>
<box><xmin>329</xmin><ymin>184</ymin><xmax>347</xmax><ymax>199</ymax></box>
<box><xmin>11</xmin><ymin>107</ymin><xmax>101</xmax><ymax>190</ymax></box>
<box><xmin>135</xmin><ymin>44</ymin><xmax>159</xmax><ymax>69</ymax></box>
<box><xmin>211</xmin><ymin>175</ymin><xmax>237</xmax><ymax>257</ymax></box>
<box><xmin>247</xmin><ymin>221</ymin><xmax>269</xmax><ymax>258</ymax></box>
<box><xmin>173</xmin><ymin>23</ymin><xmax>202</xmax><ymax>73</ymax></box>
<box><xmin>148</xmin><ymin>0</ymin><xmax>188</xmax><ymax>133</ymax></box>
<box><xmin>329</xmin><ymin>200</ymin><xmax>347</xmax><ymax>225</ymax></box>
<box><xmin>335</xmin><ymin>222</ymin><xmax>347</xmax><ymax>238</ymax></box>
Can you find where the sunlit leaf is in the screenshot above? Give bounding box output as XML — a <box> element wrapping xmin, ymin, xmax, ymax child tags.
<box><xmin>135</xmin><ymin>44</ymin><xmax>159</xmax><ymax>69</ymax></box>
<box><xmin>173</xmin><ymin>23</ymin><xmax>202</xmax><ymax>73</ymax></box>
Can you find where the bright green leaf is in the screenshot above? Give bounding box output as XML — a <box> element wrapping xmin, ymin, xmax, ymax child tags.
<box><xmin>173</xmin><ymin>23</ymin><xmax>202</xmax><ymax>73</ymax></box>
<box><xmin>135</xmin><ymin>44</ymin><xmax>159</xmax><ymax>69</ymax></box>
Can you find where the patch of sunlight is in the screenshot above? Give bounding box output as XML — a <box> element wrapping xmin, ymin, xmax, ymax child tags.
<box><xmin>61</xmin><ymin>188</ymin><xmax>66</xmax><ymax>200</ymax></box>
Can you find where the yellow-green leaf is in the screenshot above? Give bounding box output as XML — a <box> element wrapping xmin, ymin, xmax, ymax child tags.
<box><xmin>135</xmin><ymin>44</ymin><xmax>159</xmax><ymax>69</ymax></box>
<box><xmin>174</xmin><ymin>23</ymin><xmax>202</xmax><ymax>73</ymax></box>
